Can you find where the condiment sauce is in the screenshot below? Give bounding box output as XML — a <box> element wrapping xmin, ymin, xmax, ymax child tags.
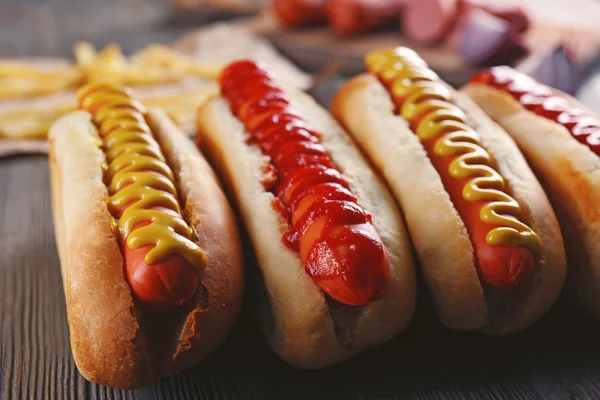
<box><xmin>366</xmin><ymin>48</ymin><xmax>541</xmax><ymax>289</ymax></box>
<box><xmin>219</xmin><ymin>61</ymin><xmax>390</xmax><ymax>306</ymax></box>
<box><xmin>471</xmin><ymin>67</ymin><xmax>600</xmax><ymax>155</ymax></box>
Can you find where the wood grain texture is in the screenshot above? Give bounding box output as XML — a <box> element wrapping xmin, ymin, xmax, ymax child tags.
<box><xmin>2</xmin><ymin>0</ymin><xmax>600</xmax><ymax>398</ymax></box>
<box><xmin>4</xmin><ymin>156</ymin><xmax>600</xmax><ymax>399</ymax></box>
<box><xmin>0</xmin><ymin>0</ymin><xmax>226</xmax><ymax>58</ymax></box>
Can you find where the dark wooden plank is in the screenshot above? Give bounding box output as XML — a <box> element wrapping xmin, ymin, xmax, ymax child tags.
<box><xmin>0</xmin><ymin>1</ymin><xmax>177</xmax><ymax>59</ymax></box>
<box><xmin>0</xmin><ymin>156</ymin><xmax>69</xmax><ymax>399</ymax></box>
<box><xmin>2</xmin><ymin>155</ymin><xmax>600</xmax><ymax>398</ymax></box>
<box><xmin>0</xmin><ymin>156</ymin><xmax>150</xmax><ymax>398</ymax></box>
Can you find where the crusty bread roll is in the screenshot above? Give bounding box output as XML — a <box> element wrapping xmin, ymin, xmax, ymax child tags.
<box><xmin>463</xmin><ymin>82</ymin><xmax>600</xmax><ymax>319</ymax></box>
<box><xmin>332</xmin><ymin>73</ymin><xmax>566</xmax><ymax>333</ymax></box>
<box><xmin>196</xmin><ymin>88</ymin><xmax>416</xmax><ymax>368</ymax></box>
<box><xmin>49</xmin><ymin>108</ymin><xmax>244</xmax><ymax>388</ymax></box>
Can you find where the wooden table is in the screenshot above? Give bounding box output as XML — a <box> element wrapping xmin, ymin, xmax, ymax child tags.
<box><xmin>3</xmin><ymin>1</ymin><xmax>600</xmax><ymax>399</ymax></box>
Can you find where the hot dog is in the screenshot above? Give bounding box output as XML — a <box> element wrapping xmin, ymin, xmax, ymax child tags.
<box><xmin>49</xmin><ymin>82</ymin><xmax>244</xmax><ymax>388</ymax></box>
<box><xmin>196</xmin><ymin>60</ymin><xmax>416</xmax><ymax>368</ymax></box>
<box><xmin>78</xmin><ymin>85</ymin><xmax>205</xmax><ymax>309</ymax></box>
<box><xmin>463</xmin><ymin>67</ymin><xmax>600</xmax><ymax>320</ymax></box>
<box><xmin>327</xmin><ymin>0</ymin><xmax>405</xmax><ymax>37</ymax></box>
<box><xmin>332</xmin><ymin>47</ymin><xmax>566</xmax><ymax>333</ymax></box>
<box><xmin>273</xmin><ymin>0</ymin><xmax>327</xmax><ymax>28</ymax></box>
<box><xmin>402</xmin><ymin>0</ymin><xmax>460</xmax><ymax>45</ymax></box>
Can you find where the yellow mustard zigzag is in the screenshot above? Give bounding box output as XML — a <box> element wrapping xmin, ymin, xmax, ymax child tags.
<box><xmin>77</xmin><ymin>82</ymin><xmax>207</xmax><ymax>270</ymax></box>
<box><xmin>366</xmin><ymin>48</ymin><xmax>541</xmax><ymax>254</ymax></box>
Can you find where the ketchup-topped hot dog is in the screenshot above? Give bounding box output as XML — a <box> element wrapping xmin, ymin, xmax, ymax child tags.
<box><xmin>463</xmin><ymin>67</ymin><xmax>600</xmax><ymax>319</ymax></box>
<box><xmin>469</xmin><ymin>68</ymin><xmax>600</xmax><ymax>153</ymax></box>
<box><xmin>332</xmin><ymin>47</ymin><xmax>566</xmax><ymax>333</ymax></box>
<box><xmin>196</xmin><ymin>60</ymin><xmax>415</xmax><ymax>368</ymax></box>
<box><xmin>220</xmin><ymin>61</ymin><xmax>389</xmax><ymax>306</ymax></box>
<box><xmin>49</xmin><ymin>83</ymin><xmax>243</xmax><ymax>388</ymax></box>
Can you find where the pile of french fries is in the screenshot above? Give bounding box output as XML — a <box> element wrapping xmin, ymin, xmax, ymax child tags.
<box><xmin>0</xmin><ymin>42</ymin><xmax>222</xmax><ymax>140</ymax></box>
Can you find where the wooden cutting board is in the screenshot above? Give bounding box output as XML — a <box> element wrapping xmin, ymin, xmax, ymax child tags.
<box><xmin>249</xmin><ymin>10</ymin><xmax>600</xmax><ymax>86</ymax></box>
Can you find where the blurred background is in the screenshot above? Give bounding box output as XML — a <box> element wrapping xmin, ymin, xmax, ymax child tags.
<box><xmin>1</xmin><ymin>0</ymin><xmax>599</xmax><ymax>97</ymax></box>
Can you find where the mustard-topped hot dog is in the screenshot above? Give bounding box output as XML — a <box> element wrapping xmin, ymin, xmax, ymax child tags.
<box><xmin>49</xmin><ymin>83</ymin><xmax>243</xmax><ymax>388</ymax></box>
<box><xmin>77</xmin><ymin>82</ymin><xmax>208</xmax><ymax>309</ymax></box>
<box><xmin>332</xmin><ymin>47</ymin><xmax>565</xmax><ymax>333</ymax></box>
<box><xmin>463</xmin><ymin>67</ymin><xmax>600</xmax><ymax>320</ymax></box>
<box><xmin>196</xmin><ymin>60</ymin><xmax>416</xmax><ymax>368</ymax></box>
<box><xmin>365</xmin><ymin>50</ymin><xmax>541</xmax><ymax>290</ymax></box>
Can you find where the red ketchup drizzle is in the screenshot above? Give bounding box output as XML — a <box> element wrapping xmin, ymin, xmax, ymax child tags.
<box><xmin>219</xmin><ymin>60</ymin><xmax>390</xmax><ymax>306</ymax></box>
<box><xmin>471</xmin><ymin>66</ymin><xmax>600</xmax><ymax>155</ymax></box>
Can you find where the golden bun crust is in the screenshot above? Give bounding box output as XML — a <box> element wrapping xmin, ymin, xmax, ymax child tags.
<box><xmin>332</xmin><ymin>75</ymin><xmax>486</xmax><ymax>330</ymax></box>
<box><xmin>146</xmin><ymin>110</ymin><xmax>244</xmax><ymax>374</ymax></box>
<box><xmin>49</xmin><ymin>111</ymin><xmax>151</xmax><ymax>388</ymax></box>
<box><xmin>49</xmin><ymin>110</ymin><xmax>244</xmax><ymax>388</ymax></box>
<box><xmin>332</xmin><ymin>74</ymin><xmax>566</xmax><ymax>333</ymax></box>
<box><xmin>195</xmin><ymin>90</ymin><xmax>416</xmax><ymax>369</ymax></box>
<box><xmin>453</xmin><ymin>89</ymin><xmax>566</xmax><ymax>333</ymax></box>
<box><xmin>463</xmin><ymin>82</ymin><xmax>598</xmax><ymax>318</ymax></box>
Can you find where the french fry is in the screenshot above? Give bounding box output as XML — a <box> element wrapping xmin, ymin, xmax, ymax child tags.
<box><xmin>141</xmin><ymin>85</ymin><xmax>218</xmax><ymax>108</ymax></box>
<box><xmin>73</xmin><ymin>41</ymin><xmax>98</xmax><ymax>67</ymax></box>
<box><xmin>0</xmin><ymin>118</ymin><xmax>53</xmax><ymax>139</ymax></box>
<box><xmin>0</xmin><ymin>63</ymin><xmax>74</xmax><ymax>78</ymax></box>
<box><xmin>93</xmin><ymin>42</ymin><xmax>127</xmax><ymax>68</ymax></box>
<box><xmin>1</xmin><ymin>41</ymin><xmax>221</xmax><ymax>99</ymax></box>
<box><xmin>85</xmin><ymin>65</ymin><xmax>186</xmax><ymax>86</ymax></box>
<box><xmin>0</xmin><ymin>74</ymin><xmax>81</xmax><ymax>100</ymax></box>
<box><xmin>0</xmin><ymin>104</ymin><xmax>74</xmax><ymax>123</ymax></box>
<box><xmin>0</xmin><ymin>84</ymin><xmax>216</xmax><ymax>140</ymax></box>
<box><xmin>0</xmin><ymin>41</ymin><xmax>223</xmax><ymax>140</ymax></box>
<box><xmin>133</xmin><ymin>44</ymin><xmax>222</xmax><ymax>79</ymax></box>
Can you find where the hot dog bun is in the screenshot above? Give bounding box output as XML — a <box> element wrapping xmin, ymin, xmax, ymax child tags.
<box><xmin>462</xmin><ymin>78</ymin><xmax>600</xmax><ymax>319</ymax></box>
<box><xmin>332</xmin><ymin>66</ymin><xmax>565</xmax><ymax>333</ymax></box>
<box><xmin>196</xmin><ymin>80</ymin><xmax>416</xmax><ymax>368</ymax></box>
<box><xmin>49</xmin><ymin>108</ymin><xmax>243</xmax><ymax>388</ymax></box>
